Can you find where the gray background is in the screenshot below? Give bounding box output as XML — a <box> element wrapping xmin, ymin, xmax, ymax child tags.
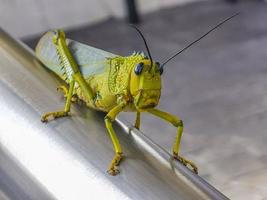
<box><xmin>0</xmin><ymin>0</ymin><xmax>204</xmax><ymax>38</ymax></box>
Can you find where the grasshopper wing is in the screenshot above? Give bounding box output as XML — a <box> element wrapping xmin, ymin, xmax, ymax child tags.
<box><xmin>35</xmin><ymin>31</ymin><xmax>118</xmax><ymax>81</ymax></box>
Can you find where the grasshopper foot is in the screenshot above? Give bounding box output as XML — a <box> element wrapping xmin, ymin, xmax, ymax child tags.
<box><xmin>107</xmin><ymin>167</ymin><xmax>120</xmax><ymax>176</ymax></box>
<box><xmin>134</xmin><ymin>125</ymin><xmax>140</xmax><ymax>130</ymax></box>
<box><xmin>41</xmin><ymin>111</ymin><xmax>69</xmax><ymax>122</ymax></box>
<box><xmin>173</xmin><ymin>152</ymin><xmax>198</xmax><ymax>174</ymax></box>
<box><xmin>107</xmin><ymin>153</ymin><xmax>123</xmax><ymax>176</ymax></box>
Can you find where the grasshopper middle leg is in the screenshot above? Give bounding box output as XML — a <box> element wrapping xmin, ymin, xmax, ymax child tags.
<box><xmin>134</xmin><ymin>111</ymin><xmax>141</xmax><ymax>130</ymax></box>
<box><xmin>104</xmin><ymin>102</ymin><xmax>126</xmax><ymax>175</ymax></box>
<box><xmin>147</xmin><ymin>108</ymin><xmax>198</xmax><ymax>174</ymax></box>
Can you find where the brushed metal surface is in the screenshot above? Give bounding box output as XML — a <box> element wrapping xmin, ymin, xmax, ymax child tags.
<box><xmin>0</xmin><ymin>28</ymin><xmax>228</xmax><ymax>200</ymax></box>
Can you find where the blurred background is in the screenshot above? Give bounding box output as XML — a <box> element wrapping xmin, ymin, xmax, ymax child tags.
<box><xmin>1</xmin><ymin>0</ymin><xmax>267</xmax><ymax>199</ymax></box>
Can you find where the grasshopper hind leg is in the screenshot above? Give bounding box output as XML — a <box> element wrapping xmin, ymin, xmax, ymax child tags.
<box><xmin>41</xmin><ymin>80</ymin><xmax>75</xmax><ymax>122</ymax></box>
<box><xmin>41</xmin><ymin>29</ymin><xmax>94</xmax><ymax>122</ymax></box>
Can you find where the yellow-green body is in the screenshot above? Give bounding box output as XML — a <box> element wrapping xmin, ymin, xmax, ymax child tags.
<box><xmin>36</xmin><ymin>30</ymin><xmax>197</xmax><ymax>175</ymax></box>
<box><xmin>36</xmin><ymin>31</ymin><xmax>161</xmax><ymax>113</ymax></box>
<box><xmin>77</xmin><ymin>55</ymin><xmax>161</xmax><ymax>113</ymax></box>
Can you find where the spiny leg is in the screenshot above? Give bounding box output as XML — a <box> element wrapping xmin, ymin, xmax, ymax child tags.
<box><xmin>134</xmin><ymin>111</ymin><xmax>141</xmax><ymax>130</ymax></box>
<box><xmin>147</xmin><ymin>108</ymin><xmax>198</xmax><ymax>174</ymax></box>
<box><xmin>53</xmin><ymin>30</ymin><xmax>95</xmax><ymax>104</ymax></box>
<box><xmin>41</xmin><ymin>80</ymin><xmax>75</xmax><ymax>122</ymax></box>
<box><xmin>41</xmin><ymin>30</ymin><xmax>95</xmax><ymax>122</ymax></box>
<box><xmin>104</xmin><ymin>102</ymin><xmax>126</xmax><ymax>175</ymax></box>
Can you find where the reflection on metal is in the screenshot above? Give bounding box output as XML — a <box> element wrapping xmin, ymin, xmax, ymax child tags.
<box><xmin>0</xmin><ymin>28</ymin><xmax>229</xmax><ymax>200</ymax></box>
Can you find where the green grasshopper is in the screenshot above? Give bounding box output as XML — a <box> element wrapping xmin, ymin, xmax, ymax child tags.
<box><xmin>36</xmin><ymin>14</ymin><xmax>238</xmax><ymax>175</ymax></box>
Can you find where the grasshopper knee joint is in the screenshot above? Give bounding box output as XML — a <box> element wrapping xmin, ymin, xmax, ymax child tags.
<box><xmin>104</xmin><ymin>116</ymin><xmax>113</xmax><ymax>123</ymax></box>
<box><xmin>173</xmin><ymin>119</ymin><xmax>183</xmax><ymax>127</ymax></box>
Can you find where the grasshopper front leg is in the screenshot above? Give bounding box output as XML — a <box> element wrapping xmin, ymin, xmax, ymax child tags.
<box><xmin>105</xmin><ymin>102</ymin><xmax>126</xmax><ymax>175</ymax></box>
<box><xmin>147</xmin><ymin>108</ymin><xmax>198</xmax><ymax>174</ymax></box>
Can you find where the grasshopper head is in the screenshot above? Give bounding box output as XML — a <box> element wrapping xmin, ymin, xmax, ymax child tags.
<box><xmin>130</xmin><ymin>59</ymin><xmax>163</xmax><ymax>110</ymax></box>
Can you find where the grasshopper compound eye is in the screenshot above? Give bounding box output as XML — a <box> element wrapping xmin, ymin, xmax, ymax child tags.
<box><xmin>156</xmin><ymin>62</ymin><xmax>163</xmax><ymax>75</ymax></box>
<box><xmin>134</xmin><ymin>62</ymin><xmax>144</xmax><ymax>75</ymax></box>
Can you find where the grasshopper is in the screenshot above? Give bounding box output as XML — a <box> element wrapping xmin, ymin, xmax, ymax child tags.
<box><xmin>36</xmin><ymin>14</ymin><xmax>238</xmax><ymax>175</ymax></box>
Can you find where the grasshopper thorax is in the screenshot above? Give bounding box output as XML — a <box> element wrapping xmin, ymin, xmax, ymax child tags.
<box><xmin>130</xmin><ymin>59</ymin><xmax>162</xmax><ymax>110</ymax></box>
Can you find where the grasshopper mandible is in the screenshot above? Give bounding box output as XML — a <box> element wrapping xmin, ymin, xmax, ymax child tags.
<box><xmin>36</xmin><ymin>13</ymin><xmax>238</xmax><ymax>175</ymax></box>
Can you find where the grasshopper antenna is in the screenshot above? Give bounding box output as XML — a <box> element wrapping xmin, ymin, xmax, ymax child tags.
<box><xmin>161</xmin><ymin>13</ymin><xmax>240</xmax><ymax>67</ymax></box>
<box><xmin>130</xmin><ymin>25</ymin><xmax>153</xmax><ymax>65</ymax></box>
